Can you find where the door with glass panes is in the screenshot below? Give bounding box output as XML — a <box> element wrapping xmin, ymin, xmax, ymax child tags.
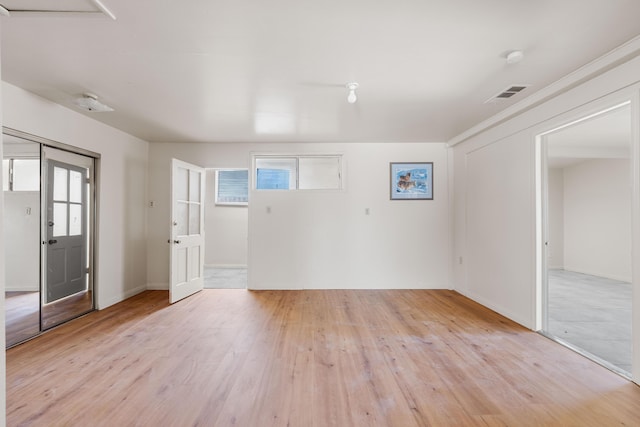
<box><xmin>45</xmin><ymin>159</ymin><xmax>88</xmax><ymax>303</ymax></box>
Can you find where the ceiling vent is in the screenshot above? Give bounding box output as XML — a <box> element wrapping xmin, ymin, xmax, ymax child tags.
<box><xmin>485</xmin><ymin>84</ymin><xmax>530</xmax><ymax>104</ymax></box>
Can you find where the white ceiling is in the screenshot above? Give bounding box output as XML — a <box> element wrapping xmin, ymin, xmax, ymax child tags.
<box><xmin>2</xmin><ymin>0</ymin><xmax>640</xmax><ymax>143</ymax></box>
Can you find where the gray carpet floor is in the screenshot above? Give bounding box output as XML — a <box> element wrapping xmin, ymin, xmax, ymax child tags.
<box><xmin>204</xmin><ymin>266</ymin><xmax>247</xmax><ymax>289</ymax></box>
<box><xmin>547</xmin><ymin>269</ymin><xmax>631</xmax><ymax>374</ymax></box>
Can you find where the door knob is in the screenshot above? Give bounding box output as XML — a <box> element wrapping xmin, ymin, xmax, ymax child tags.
<box><xmin>174</xmin><ymin>240</ymin><xmax>181</xmax><ymax>244</ymax></box>
<box><xmin>48</xmin><ymin>239</ymin><xmax>58</xmax><ymax>245</ymax></box>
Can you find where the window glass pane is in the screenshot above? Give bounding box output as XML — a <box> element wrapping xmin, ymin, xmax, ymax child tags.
<box><xmin>256</xmin><ymin>169</ymin><xmax>290</xmax><ymax>189</ymax></box>
<box><xmin>53</xmin><ymin>167</ymin><xmax>68</xmax><ymax>201</ymax></box>
<box><xmin>69</xmin><ymin>170</ymin><xmax>83</xmax><ymax>203</ymax></box>
<box><xmin>13</xmin><ymin>159</ymin><xmax>40</xmax><ymax>191</ymax></box>
<box><xmin>255</xmin><ymin>158</ymin><xmax>296</xmax><ymax>190</ymax></box>
<box><xmin>299</xmin><ymin>156</ymin><xmax>341</xmax><ymax>190</ymax></box>
<box><xmin>69</xmin><ymin>204</ymin><xmax>82</xmax><ymax>236</ymax></box>
<box><xmin>176</xmin><ymin>167</ymin><xmax>188</xmax><ymax>201</ymax></box>
<box><xmin>53</xmin><ymin>202</ymin><xmax>68</xmax><ymax>237</ymax></box>
<box><xmin>2</xmin><ymin>159</ymin><xmax>8</xmax><ymax>191</ymax></box>
<box><xmin>189</xmin><ymin>203</ymin><xmax>201</xmax><ymax>235</ymax></box>
<box><xmin>176</xmin><ymin>201</ymin><xmax>188</xmax><ymax>236</ymax></box>
<box><xmin>216</xmin><ymin>170</ymin><xmax>248</xmax><ymax>204</ymax></box>
<box><xmin>189</xmin><ymin>170</ymin><xmax>201</xmax><ymax>202</ymax></box>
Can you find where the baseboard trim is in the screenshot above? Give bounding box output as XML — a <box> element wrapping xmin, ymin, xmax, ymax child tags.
<box><xmin>98</xmin><ymin>284</ymin><xmax>147</xmax><ymax>310</ymax></box>
<box><xmin>147</xmin><ymin>282</ymin><xmax>169</xmax><ymax>290</ymax></box>
<box><xmin>456</xmin><ymin>289</ymin><xmax>533</xmax><ymax>330</ymax></box>
<box><xmin>5</xmin><ymin>286</ymin><xmax>39</xmax><ymax>292</ymax></box>
<box><xmin>204</xmin><ymin>264</ymin><xmax>247</xmax><ymax>269</ymax></box>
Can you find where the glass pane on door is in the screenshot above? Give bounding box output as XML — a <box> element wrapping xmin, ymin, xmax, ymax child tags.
<box><xmin>176</xmin><ymin>167</ymin><xmax>188</xmax><ymax>201</ymax></box>
<box><xmin>69</xmin><ymin>170</ymin><xmax>82</xmax><ymax>203</ymax></box>
<box><xmin>190</xmin><ymin>170</ymin><xmax>201</xmax><ymax>202</ymax></box>
<box><xmin>69</xmin><ymin>204</ymin><xmax>82</xmax><ymax>236</ymax></box>
<box><xmin>53</xmin><ymin>203</ymin><xmax>68</xmax><ymax>236</ymax></box>
<box><xmin>53</xmin><ymin>167</ymin><xmax>68</xmax><ymax>201</ymax></box>
<box><xmin>189</xmin><ymin>203</ymin><xmax>200</xmax><ymax>235</ymax></box>
<box><xmin>176</xmin><ymin>202</ymin><xmax>189</xmax><ymax>236</ymax></box>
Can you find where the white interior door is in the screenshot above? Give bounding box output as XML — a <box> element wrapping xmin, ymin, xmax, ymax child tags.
<box><xmin>170</xmin><ymin>159</ymin><xmax>205</xmax><ymax>303</ymax></box>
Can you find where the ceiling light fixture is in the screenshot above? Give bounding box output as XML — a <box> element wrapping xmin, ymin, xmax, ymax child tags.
<box><xmin>74</xmin><ymin>93</ymin><xmax>114</xmax><ymax>112</ymax></box>
<box><xmin>506</xmin><ymin>50</ymin><xmax>524</xmax><ymax>65</ymax></box>
<box><xmin>346</xmin><ymin>82</ymin><xmax>359</xmax><ymax>104</ymax></box>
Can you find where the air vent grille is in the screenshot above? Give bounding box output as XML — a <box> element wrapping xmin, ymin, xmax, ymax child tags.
<box><xmin>485</xmin><ymin>84</ymin><xmax>530</xmax><ymax>103</ymax></box>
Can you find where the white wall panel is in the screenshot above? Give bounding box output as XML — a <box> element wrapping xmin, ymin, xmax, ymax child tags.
<box><xmin>147</xmin><ymin>142</ymin><xmax>450</xmax><ymax>290</ymax></box>
<box><xmin>465</xmin><ymin>133</ymin><xmax>534</xmax><ymax>326</ymax></box>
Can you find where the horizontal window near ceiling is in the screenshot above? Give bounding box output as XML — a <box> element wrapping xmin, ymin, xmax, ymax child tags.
<box><xmin>254</xmin><ymin>155</ymin><xmax>342</xmax><ymax>191</ymax></box>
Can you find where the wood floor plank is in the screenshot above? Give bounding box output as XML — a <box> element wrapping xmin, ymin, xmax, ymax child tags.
<box><xmin>6</xmin><ymin>289</ymin><xmax>640</xmax><ymax>426</ymax></box>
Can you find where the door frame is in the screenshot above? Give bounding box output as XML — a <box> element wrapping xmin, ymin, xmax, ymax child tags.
<box><xmin>534</xmin><ymin>97</ymin><xmax>637</xmax><ymax>381</ymax></box>
<box><xmin>3</xmin><ymin>127</ymin><xmax>100</xmax><ymax>323</ymax></box>
<box><xmin>41</xmin><ymin>149</ymin><xmax>94</xmax><ymax>312</ymax></box>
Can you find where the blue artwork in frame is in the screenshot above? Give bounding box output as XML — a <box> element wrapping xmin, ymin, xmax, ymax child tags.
<box><xmin>390</xmin><ymin>162</ymin><xmax>433</xmax><ymax>200</ymax></box>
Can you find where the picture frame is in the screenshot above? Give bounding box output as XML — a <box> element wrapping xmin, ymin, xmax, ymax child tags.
<box><xmin>390</xmin><ymin>162</ymin><xmax>433</xmax><ymax>200</ymax></box>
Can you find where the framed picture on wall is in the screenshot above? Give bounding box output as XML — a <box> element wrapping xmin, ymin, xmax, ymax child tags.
<box><xmin>390</xmin><ymin>162</ymin><xmax>433</xmax><ymax>200</ymax></box>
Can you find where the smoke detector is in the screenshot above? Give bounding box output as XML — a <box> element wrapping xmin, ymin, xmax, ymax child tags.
<box><xmin>506</xmin><ymin>50</ymin><xmax>524</xmax><ymax>65</ymax></box>
<box><xmin>74</xmin><ymin>93</ymin><xmax>114</xmax><ymax>112</ymax></box>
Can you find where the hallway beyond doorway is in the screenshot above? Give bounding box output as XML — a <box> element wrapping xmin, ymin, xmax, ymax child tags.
<box><xmin>204</xmin><ymin>266</ymin><xmax>247</xmax><ymax>289</ymax></box>
<box><xmin>547</xmin><ymin>269</ymin><xmax>631</xmax><ymax>374</ymax></box>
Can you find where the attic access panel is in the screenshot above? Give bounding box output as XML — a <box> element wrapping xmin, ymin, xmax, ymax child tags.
<box><xmin>0</xmin><ymin>0</ymin><xmax>115</xmax><ymax>18</ymax></box>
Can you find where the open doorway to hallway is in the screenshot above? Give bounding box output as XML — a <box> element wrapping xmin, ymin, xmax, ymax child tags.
<box><xmin>203</xmin><ymin>168</ymin><xmax>248</xmax><ymax>289</ymax></box>
<box><xmin>540</xmin><ymin>102</ymin><xmax>632</xmax><ymax>377</ymax></box>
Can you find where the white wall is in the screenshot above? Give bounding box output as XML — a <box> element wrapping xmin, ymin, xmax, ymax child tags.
<box><xmin>147</xmin><ymin>142</ymin><xmax>450</xmax><ymax>290</ymax></box>
<box><xmin>563</xmin><ymin>158</ymin><xmax>631</xmax><ymax>281</ymax></box>
<box><xmin>461</xmin><ymin>131</ymin><xmax>535</xmax><ymax>326</ymax></box>
<box><xmin>548</xmin><ymin>168</ymin><xmax>565</xmax><ymax>269</ymax></box>
<box><xmin>3</xmin><ymin>192</ymin><xmax>39</xmax><ymax>291</ymax></box>
<box><xmin>452</xmin><ymin>52</ymin><xmax>640</xmax><ymax>331</ymax></box>
<box><xmin>204</xmin><ymin>169</ymin><xmax>248</xmax><ymax>267</ymax></box>
<box><xmin>2</xmin><ymin>82</ymin><xmax>149</xmax><ymax>309</ymax></box>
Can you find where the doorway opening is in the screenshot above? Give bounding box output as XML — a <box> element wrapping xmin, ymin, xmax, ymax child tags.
<box><xmin>203</xmin><ymin>168</ymin><xmax>248</xmax><ymax>289</ymax></box>
<box><xmin>537</xmin><ymin>102</ymin><xmax>633</xmax><ymax>377</ymax></box>
<box><xmin>4</xmin><ymin>129</ymin><xmax>98</xmax><ymax>348</ymax></box>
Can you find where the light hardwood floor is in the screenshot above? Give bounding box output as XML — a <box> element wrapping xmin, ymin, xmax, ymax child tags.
<box><xmin>7</xmin><ymin>289</ymin><xmax>640</xmax><ymax>426</ymax></box>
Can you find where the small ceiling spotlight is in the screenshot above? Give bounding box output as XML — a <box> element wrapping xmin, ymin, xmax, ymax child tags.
<box><xmin>506</xmin><ymin>50</ymin><xmax>524</xmax><ymax>65</ymax></box>
<box><xmin>74</xmin><ymin>93</ymin><xmax>114</xmax><ymax>112</ymax></box>
<box><xmin>346</xmin><ymin>82</ymin><xmax>359</xmax><ymax>104</ymax></box>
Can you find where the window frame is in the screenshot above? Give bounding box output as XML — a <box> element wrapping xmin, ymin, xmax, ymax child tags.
<box><xmin>3</xmin><ymin>156</ymin><xmax>41</xmax><ymax>192</ymax></box>
<box><xmin>214</xmin><ymin>168</ymin><xmax>249</xmax><ymax>206</ymax></box>
<box><xmin>252</xmin><ymin>154</ymin><xmax>343</xmax><ymax>191</ymax></box>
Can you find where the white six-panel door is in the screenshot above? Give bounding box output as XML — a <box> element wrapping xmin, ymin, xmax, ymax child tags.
<box><xmin>170</xmin><ymin>159</ymin><xmax>205</xmax><ymax>304</ymax></box>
